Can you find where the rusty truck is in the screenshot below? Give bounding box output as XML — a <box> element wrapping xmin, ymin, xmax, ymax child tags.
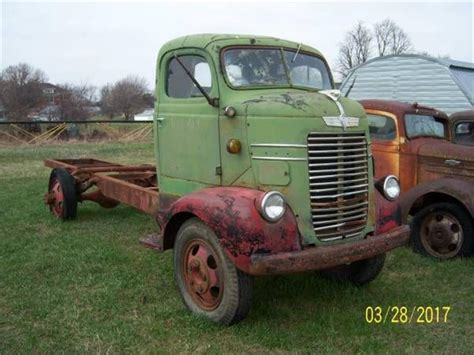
<box><xmin>44</xmin><ymin>34</ymin><xmax>409</xmax><ymax>325</ymax></box>
<box><xmin>361</xmin><ymin>99</ymin><xmax>474</xmax><ymax>259</ymax></box>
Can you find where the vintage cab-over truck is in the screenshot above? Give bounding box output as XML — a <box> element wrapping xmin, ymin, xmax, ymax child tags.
<box><xmin>450</xmin><ymin>110</ymin><xmax>474</xmax><ymax>146</ymax></box>
<box><xmin>361</xmin><ymin>99</ymin><xmax>474</xmax><ymax>259</ymax></box>
<box><xmin>44</xmin><ymin>34</ymin><xmax>409</xmax><ymax>325</ymax></box>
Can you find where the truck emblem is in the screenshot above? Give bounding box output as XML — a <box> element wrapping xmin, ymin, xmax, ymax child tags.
<box><xmin>323</xmin><ymin>115</ymin><xmax>360</xmax><ymax>130</ymax></box>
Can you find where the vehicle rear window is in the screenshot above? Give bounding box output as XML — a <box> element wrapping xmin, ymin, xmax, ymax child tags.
<box><xmin>367</xmin><ymin>114</ymin><xmax>397</xmax><ymax>141</ymax></box>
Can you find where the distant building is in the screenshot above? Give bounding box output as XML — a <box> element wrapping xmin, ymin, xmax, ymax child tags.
<box><xmin>134</xmin><ymin>108</ymin><xmax>154</xmax><ymax>121</ymax></box>
<box><xmin>340</xmin><ymin>54</ymin><xmax>473</xmax><ymax>114</ymax></box>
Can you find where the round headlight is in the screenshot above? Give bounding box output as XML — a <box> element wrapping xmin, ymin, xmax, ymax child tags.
<box><xmin>260</xmin><ymin>191</ymin><xmax>286</xmax><ymax>222</ymax></box>
<box><xmin>383</xmin><ymin>175</ymin><xmax>400</xmax><ymax>200</ymax></box>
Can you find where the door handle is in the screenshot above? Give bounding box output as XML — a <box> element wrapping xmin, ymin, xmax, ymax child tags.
<box><xmin>444</xmin><ymin>159</ymin><xmax>461</xmax><ymax>166</ymax></box>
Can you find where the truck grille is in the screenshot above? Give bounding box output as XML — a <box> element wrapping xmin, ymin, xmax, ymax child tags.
<box><xmin>307</xmin><ymin>132</ymin><xmax>369</xmax><ymax>242</ymax></box>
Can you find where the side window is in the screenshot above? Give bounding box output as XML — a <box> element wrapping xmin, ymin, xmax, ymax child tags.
<box><xmin>367</xmin><ymin>114</ymin><xmax>397</xmax><ymax>141</ymax></box>
<box><xmin>166</xmin><ymin>55</ymin><xmax>212</xmax><ymax>98</ymax></box>
<box><xmin>454</xmin><ymin>122</ymin><xmax>474</xmax><ymax>146</ymax></box>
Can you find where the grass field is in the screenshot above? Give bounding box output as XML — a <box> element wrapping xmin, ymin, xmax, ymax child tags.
<box><xmin>1</xmin><ymin>142</ymin><xmax>473</xmax><ymax>353</ymax></box>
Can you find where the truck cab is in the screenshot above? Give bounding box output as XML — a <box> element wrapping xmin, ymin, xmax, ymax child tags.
<box><xmin>361</xmin><ymin>99</ymin><xmax>474</xmax><ymax>259</ymax></box>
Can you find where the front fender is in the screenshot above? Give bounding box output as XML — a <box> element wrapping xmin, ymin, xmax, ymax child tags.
<box><xmin>400</xmin><ymin>178</ymin><xmax>474</xmax><ymax>222</ymax></box>
<box><xmin>375</xmin><ymin>188</ymin><xmax>402</xmax><ymax>234</ymax></box>
<box><xmin>158</xmin><ymin>187</ymin><xmax>302</xmax><ymax>274</ymax></box>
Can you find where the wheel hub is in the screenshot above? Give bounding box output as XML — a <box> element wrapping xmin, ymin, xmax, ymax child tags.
<box><xmin>421</xmin><ymin>211</ymin><xmax>463</xmax><ymax>258</ymax></box>
<box><xmin>182</xmin><ymin>240</ymin><xmax>222</xmax><ymax>310</ymax></box>
<box><xmin>47</xmin><ymin>179</ymin><xmax>65</xmax><ymax>218</ymax></box>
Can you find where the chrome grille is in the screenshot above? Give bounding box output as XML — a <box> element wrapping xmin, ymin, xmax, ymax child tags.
<box><xmin>307</xmin><ymin>132</ymin><xmax>369</xmax><ymax>241</ymax></box>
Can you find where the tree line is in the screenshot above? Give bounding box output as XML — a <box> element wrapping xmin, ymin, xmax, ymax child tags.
<box><xmin>337</xmin><ymin>18</ymin><xmax>413</xmax><ymax>78</ymax></box>
<box><xmin>0</xmin><ymin>64</ymin><xmax>153</xmax><ymax>122</ymax></box>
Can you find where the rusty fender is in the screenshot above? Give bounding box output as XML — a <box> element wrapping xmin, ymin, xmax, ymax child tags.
<box><xmin>400</xmin><ymin>178</ymin><xmax>474</xmax><ymax>222</ymax></box>
<box><xmin>249</xmin><ymin>225</ymin><xmax>410</xmax><ymax>275</ymax></box>
<box><xmin>375</xmin><ymin>188</ymin><xmax>402</xmax><ymax>234</ymax></box>
<box><xmin>157</xmin><ymin>187</ymin><xmax>302</xmax><ymax>274</ymax></box>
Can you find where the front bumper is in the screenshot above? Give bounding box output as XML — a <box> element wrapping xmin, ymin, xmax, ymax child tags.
<box><xmin>248</xmin><ymin>225</ymin><xmax>410</xmax><ymax>275</ymax></box>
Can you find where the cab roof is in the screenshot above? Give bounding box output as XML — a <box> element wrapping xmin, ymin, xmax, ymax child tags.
<box><xmin>158</xmin><ymin>33</ymin><xmax>323</xmax><ymax>57</ymax></box>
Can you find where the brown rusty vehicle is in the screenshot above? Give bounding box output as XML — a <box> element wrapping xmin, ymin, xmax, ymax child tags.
<box><xmin>450</xmin><ymin>110</ymin><xmax>474</xmax><ymax>146</ymax></box>
<box><xmin>360</xmin><ymin>99</ymin><xmax>474</xmax><ymax>259</ymax></box>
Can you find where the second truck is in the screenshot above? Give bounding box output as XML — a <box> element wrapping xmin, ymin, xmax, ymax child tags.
<box><xmin>44</xmin><ymin>34</ymin><xmax>409</xmax><ymax>325</ymax></box>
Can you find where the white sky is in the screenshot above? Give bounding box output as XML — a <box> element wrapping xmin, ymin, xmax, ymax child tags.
<box><xmin>1</xmin><ymin>1</ymin><xmax>473</xmax><ymax>88</ymax></box>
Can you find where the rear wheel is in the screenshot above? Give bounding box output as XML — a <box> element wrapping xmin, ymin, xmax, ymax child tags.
<box><xmin>411</xmin><ymin>202</ymin><xmax>473</xmax><ymax>259</ymax></box>
<box><xmin>320</xmin><ymin>253</ymin><xmax>386</xmax><ymax>286</ymax></box>
<box><xmin>46</xmin><ymin>168</ymin><xmax>77</xmax><ymax>220</ymax></box>
<box><xmin>174</xmin><ymin>218</ymin><xmax>253</xmax><ymax>325</ymax></box>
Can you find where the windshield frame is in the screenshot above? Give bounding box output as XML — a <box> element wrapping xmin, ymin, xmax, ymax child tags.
<box><xmin>219</xmin><ymin>45</ymin><xmax>335</xmax><ymax>91</ymax></box>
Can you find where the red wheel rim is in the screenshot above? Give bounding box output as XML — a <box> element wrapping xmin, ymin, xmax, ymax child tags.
<box><xmin>50</xmin><ymin>178</ymin><xmax>65</xmax><ymax>218</ymax></box>
<box><xmin>182</xmin><ymin>239</ymin><xmax>223</xmax><ymax>311</ymax></box>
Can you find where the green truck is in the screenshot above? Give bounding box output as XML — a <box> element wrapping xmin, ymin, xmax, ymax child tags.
<box><xmin>44</xmin><ymin>34</ymin><xmax>409</xmax><ymax>325</ymax></box>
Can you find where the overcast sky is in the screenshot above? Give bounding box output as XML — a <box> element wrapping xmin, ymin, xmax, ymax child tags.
<box><xmin>1</xmin><ymin>1</ymin><xmax>473</xmax><ymax>88</ymax></box>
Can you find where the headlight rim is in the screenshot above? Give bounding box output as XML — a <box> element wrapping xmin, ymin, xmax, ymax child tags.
<box><xmin>382</xmin><ymin>175</ymin><xmax>400</xmax><ymax>201</ymax></box>
<box><xmin>259</xmin><ymin>191</ymin><xmax>286</xmax><ymax>222</ymax></box>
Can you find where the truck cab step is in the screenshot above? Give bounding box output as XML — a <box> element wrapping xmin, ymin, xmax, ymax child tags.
<box><xmin>139</xmin><ymin>233</ymin><xmax>163</xmax><ymax>251</ymax></box>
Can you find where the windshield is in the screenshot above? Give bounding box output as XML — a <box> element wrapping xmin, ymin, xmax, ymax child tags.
<box><xmin>404</xmin><ymin>114</ymin><xmax>446</xmax><ymax>139</ymax></box>
<box><xmin>222</xmin><ymin>47</ymin><xmax>332</xmax><ymax>90</ymax></box>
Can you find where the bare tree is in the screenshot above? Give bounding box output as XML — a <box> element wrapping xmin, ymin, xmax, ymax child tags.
<box><xmin>99</xmin><ymin>84</ymin><xmax>115</xmax><ymax>118</ymax></box>
<box><xmin>0</xmin><ymin>63</ymin><xmax>47</xmax><ymax>121</ymax></box>
<box><xmin>374</xmin><ymin>19</ymin><xmax>412</xmax><ymax>56</ymax></box>
<box><xmin>337</xmin><ymin>22</ymin><xmax>373</xmax><ymax>77</ymax></box>
<box><xmin>100</xmin><ymin>76</ymin><xmax>150</xmax><ymax>120</ymax></box>
<box><xmin>56</xmin><ymin>84</ymin><xmax>96</xmax><ymax>121</ymax></box>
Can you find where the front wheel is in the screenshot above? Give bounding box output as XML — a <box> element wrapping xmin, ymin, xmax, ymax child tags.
<box><xmin>411</xmin><ymin>202</ymin><xmax>473</xmax><ymax>259</ymax></box>
<box><xmin>320</xmin><ymin>253</ymin><xmax>386</xmax><ymax>286</ymax></box>
<box><xmin>174</xmin><ymin>218</ymin><xmax>253</xmax><ymax>325</ymax></box>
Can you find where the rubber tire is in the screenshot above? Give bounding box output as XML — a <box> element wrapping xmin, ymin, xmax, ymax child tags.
<box><xmin>411</xmin><ymin>202</ymin><xmax>474</xmax><ymax>258</ymax></box>
<box><xmin>174</xmin><ymin>218</ymin><xmax>253</xmax><ymax>325</ymax></box>
<box><xmin>48</xmin><ymin>168</ymin><xmax>78</xmax><ymax>220</ymax></box>
<box><xmin>320</xmin><ymin>253</ymin><xmax>386</xmax><ymax>286</ymax></box>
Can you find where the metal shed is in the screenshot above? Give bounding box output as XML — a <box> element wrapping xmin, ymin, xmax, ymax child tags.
<box><xmin>340</xmin><ymin>54</ymin><xmax>474</xmax><ymax>114</ymax></box>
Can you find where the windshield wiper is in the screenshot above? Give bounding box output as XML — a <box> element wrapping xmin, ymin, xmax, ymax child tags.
<box><xmin>291</xmin><ymin>43</ymin><xmax>302</xmax><ymax>63</ymax></box>
<box><xmin>344</xmin><ymin>75</ymin><xmax>357</xmax><ymax>97</ymax></box>
<box><xmin>173</xmin><ymin>54</ymin><xmax>219</xmax><ymax>107</ymax></box>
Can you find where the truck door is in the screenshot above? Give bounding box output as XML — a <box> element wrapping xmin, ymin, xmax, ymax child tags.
<box><xmin>366</xmin><ymin>111</ymin><xmax>400</xmax><ymax>180</ymax></box>
<box><xmin>156</xmin><ymin>49</ymin><xmax>221</xmax><ymax>194</ymax></box>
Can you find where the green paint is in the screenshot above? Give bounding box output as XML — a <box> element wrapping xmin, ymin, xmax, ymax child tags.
<box><xmin>154</xmin><ymin>34</ymin><xmax>375</xmax><ymax>245</ymax></box>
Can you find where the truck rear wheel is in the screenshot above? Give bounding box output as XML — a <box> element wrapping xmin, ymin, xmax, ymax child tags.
<box><xmin>46</xmin><ymin>168</ymin><xmax>77</xmax><ymax>220</ymax></box>
<box><xmin>320</xmin><ymin>253</ymin><xmax>386</xmax><ymax>286</ymax></box>
<box><xmin>174</xmin><ymin>218</ymin><xmax>253</xmax><ymax>325</ymax></box>
<box><xmin>411</xmin><ymin>202</ymin><xmax>473</xmax><ymax>259</ymax></box>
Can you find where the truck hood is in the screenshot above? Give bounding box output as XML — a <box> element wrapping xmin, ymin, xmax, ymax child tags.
<box><xmin>418</xmin><ymin>139</ymin><xmax>474</xmax><ymax>163</ymax></box>
<box><xmin>417</xmin><ymin>139</ymin><xmax>474</xmax><ymax>183</ymax></box>
<box><xmin>233</xmin><ymin>90</ymin><xmax>366</xmax><ymax>119</ymax></box>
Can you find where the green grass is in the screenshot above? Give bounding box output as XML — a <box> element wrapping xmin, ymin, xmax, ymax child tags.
<box><xmin>1</xmin><ymin>142</ymin><xmax>473</xmax><ymax>353</ymax></box>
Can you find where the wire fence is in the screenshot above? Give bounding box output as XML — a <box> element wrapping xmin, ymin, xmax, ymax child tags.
<box><xmin>0</xmin><ymin>120</ymin><xmax>153</xmax><ymax>145</ymax></box>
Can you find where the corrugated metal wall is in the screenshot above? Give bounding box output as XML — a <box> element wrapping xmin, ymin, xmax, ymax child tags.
<box><xmin>341</xmin><ymin>56</ymin><xmax>473</xmax><ymax>114</ymax></box>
